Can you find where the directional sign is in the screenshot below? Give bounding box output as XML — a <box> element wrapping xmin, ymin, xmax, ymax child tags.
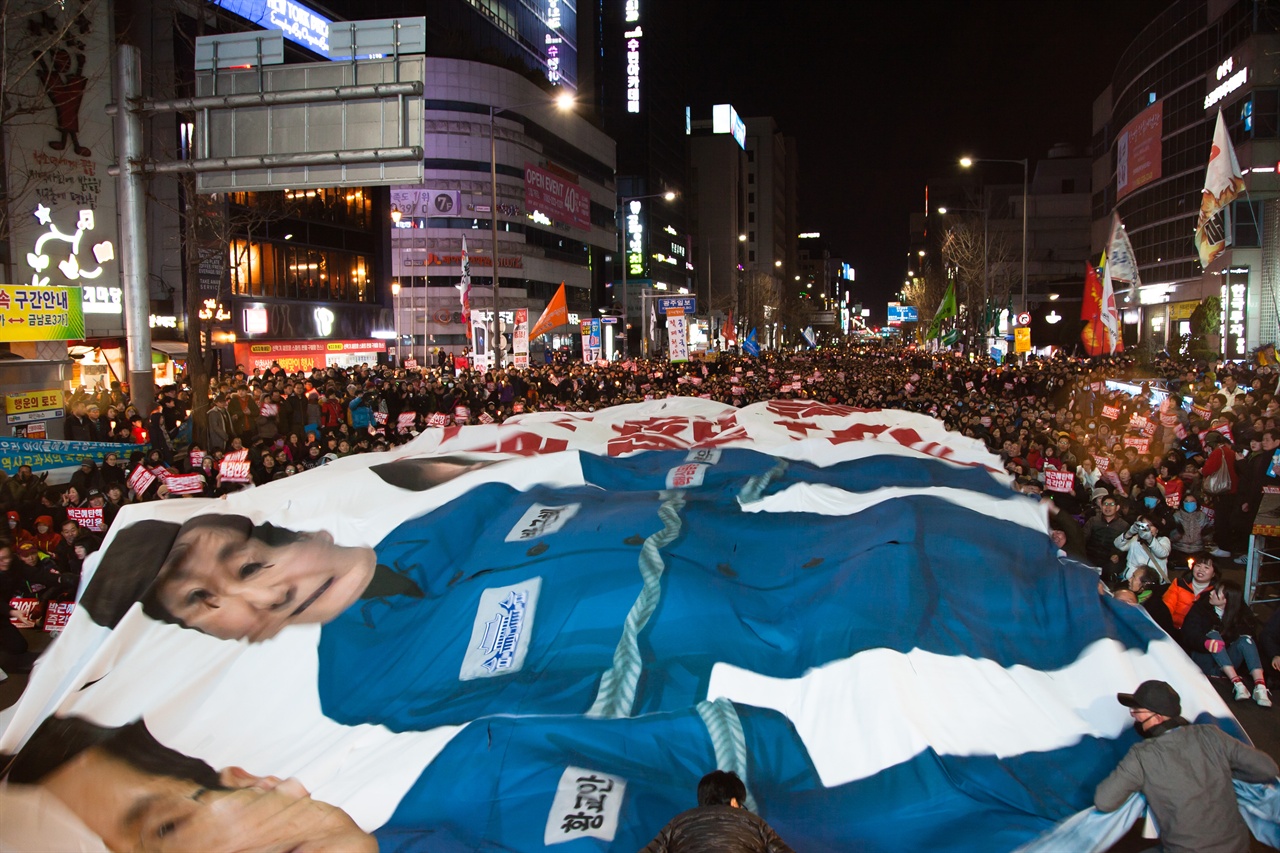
<box><xmin>656</xmin><ymin>296</ymin><xmax>696</xmax><ymax>315</ymax></box>
<box><xmin>1017</xmin><ymin>312</ymin><xmax>1031</xmax><ymax>327</ymax></box>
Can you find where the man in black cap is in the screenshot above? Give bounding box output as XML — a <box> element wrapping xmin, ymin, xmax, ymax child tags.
<box><xmin>1095</xmin><ymin>680</ymin><xmax>1277</xmax><ymax>853</ymax></box>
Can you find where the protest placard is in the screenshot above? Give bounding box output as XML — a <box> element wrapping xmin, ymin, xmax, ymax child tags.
<box><xmin>219</xmin><ymin>449</ymin><xmax>251</xmax><ymax>483</ymax></box>
<box><xmin>1044</xmin><ymin>470</ymin><xmax>1074</xmax><ymax>494</ymax></box>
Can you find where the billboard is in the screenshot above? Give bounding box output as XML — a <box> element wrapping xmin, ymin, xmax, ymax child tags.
<box><xmin>524</xmin><ymin>164</ymin><xmax>592</xmax><ymax>231</ymax></box>
<box><xmin>390</xmin><ymin>188</ymin><xmax>464</xmax><ymax>219</ymax></box>
<box><xmin>887</xmin><ymin>303</ymin><xmax>918</xmax><ymax>325</ymax></box>
<box><xmin>712</xmin><ymin>104</ymin><xmax>746</xmax><ymax>150</ymax></box>
<box><xmin>1116</xmin><ymin>100</ymin><xmax>1162</xmax><ymax>200</ymax></box>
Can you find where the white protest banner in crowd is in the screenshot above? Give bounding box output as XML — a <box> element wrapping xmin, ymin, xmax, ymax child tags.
<box><xmin>1123</xmin><ymin>436</ymin><xmax>1150</xmax><ymax>453</ymax></box>
<box><xmin>165</xmin><ymin>473</ymin><xmax>205</xmax><ymax>495</ymax></box>
<box><xmin>127</xmin><ymin>465</ymin><xmax>156</xmax><ymax>495</ymax></box>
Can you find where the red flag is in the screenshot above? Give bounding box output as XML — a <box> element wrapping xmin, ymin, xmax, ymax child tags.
<box><xmin>1080</xmin><ymin>262</ymin><xmax>1108</xmax><ymax>357</ymax></box>
<box><xmin>723</xmin><ymin>310</ymin><xmax>737</xmax><ymax>345</ymax></box>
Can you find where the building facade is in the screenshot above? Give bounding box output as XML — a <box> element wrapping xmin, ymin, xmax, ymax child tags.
<box><xmin>1092</xmin><ymin>0</ymin><xmax>1280</xmax><ymax>356</ymax></box>
<box><xmin>388</xmin><ymin>58</ymin><xmax>616</xmax><ymax>361</ymax></box>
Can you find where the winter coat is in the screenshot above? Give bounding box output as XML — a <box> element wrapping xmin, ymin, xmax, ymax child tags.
<box><xmin>1095</xmin><ymin>719</ymin><xmax>1277</xmax><ymax>853</ymax></box>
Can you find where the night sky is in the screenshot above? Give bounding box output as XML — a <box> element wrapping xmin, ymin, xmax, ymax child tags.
<box><xmin>685</xmin><ymin>0</ymin><xmax>1169</xmax><ymax>320</ymax></box>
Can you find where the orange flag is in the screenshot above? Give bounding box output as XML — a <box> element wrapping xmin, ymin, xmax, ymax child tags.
<box><xmin>530</xmin><ymin>282</ymin><xmax>568</xmax><ymax>339</ymax></box>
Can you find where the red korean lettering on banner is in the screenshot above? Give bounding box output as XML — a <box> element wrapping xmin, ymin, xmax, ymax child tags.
<box><xmin>1123</xmin><ymin>436</ymin><xmax>1150</xmax><ymax>453</ymax></box>
<box><xmin>1102</xmin><ymin>406</ymin><xmax>1120</xmax><ymax>420</ymax></box>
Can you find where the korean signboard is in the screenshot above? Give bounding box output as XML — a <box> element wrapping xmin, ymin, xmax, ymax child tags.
<box><xmin>6</xmin><ymin>389</ymin><xmax>65</xmax><ymax>425</ymax></box>
<box><xmin>656</xmin><ymin>296</ymin><xmax>696</xmax><ymax>315</ymax></box>
<box><xmin>0</xmin><ymin>284</ymin><xmax>84</xmax><ymax>341</ymax></box>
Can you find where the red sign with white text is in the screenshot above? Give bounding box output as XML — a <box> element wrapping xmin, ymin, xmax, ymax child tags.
<box><xmin>524</xmin><ymin>163</ymin><xmax>592</xmax><ymax>231</ymax></box>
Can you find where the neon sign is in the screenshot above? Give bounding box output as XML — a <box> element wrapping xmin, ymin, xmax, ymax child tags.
<box><xmin>213</xmin><ymin>0</ymin><xmax>331</xmax><ymax>54</ymax></box>
<box><xmin>627</xmin><ymin>199</ymin><xmax>645</xmax><ymax>277</ymax></box>
<box><xmin>1221</xmin><ymin>272</ymin><xmax>1247</xmax><ymax>358</ymax></box>
<box><xmin>1205</xmin><ymin>55</ymin><xmax>1248</xmax><ymax>111</ymax></box>
<box><xmin>198</xmin><ymin>298</ymin><xmax>231</xmax><ymax>322</ymax></box>
<box><xmin>26</xmin><ymin>205</ymin><xmax>114</xmax><ymax>288</ymax></box>
<box><xmin>546</xmin><ymin>0</ymin><xmax>563</xmax><ymax>84</ymax></box>
<box><xmin>624</xmin><ymin>1</ymin><xmax>641</xmax><ymax>114</ymax></box>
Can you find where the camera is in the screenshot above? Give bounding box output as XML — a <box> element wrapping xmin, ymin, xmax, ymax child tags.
<box><xmin>1135</xmin><ymin>521</ymin><xmax>1150</xmax><ymax>533</ymax></box>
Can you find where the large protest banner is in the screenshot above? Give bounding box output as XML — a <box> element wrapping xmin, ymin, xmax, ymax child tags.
<box><xmin>0</xmin><ymin>437</ymin><xmax>141</xmax><ymax>483</ymax></box>
<box><xmin>0</xmin><ymin>401</ymin><xmax>1268</xmax><ymax>852</ymax></box>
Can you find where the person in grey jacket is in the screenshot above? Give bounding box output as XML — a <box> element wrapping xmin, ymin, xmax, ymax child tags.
<box><xmin>1095</xmin><ymin>680</ymin><xmax>1278</xmax><ymax>853</ymax></box>
<box><xmin>641</xmin><ymin>770</ymin><xmax>794</xmax><ymax>853</ymax></box>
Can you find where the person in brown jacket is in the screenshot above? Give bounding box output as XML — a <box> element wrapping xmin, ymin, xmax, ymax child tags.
<box><xmin>641</xmin><ymin>770</ymin><xmax>794</xmax><ymax>853</ymax></box>
<box><xmin>1095</xmin><ymin>680</ymin><xmax>1277</xmax><ymax>853</ymax></box>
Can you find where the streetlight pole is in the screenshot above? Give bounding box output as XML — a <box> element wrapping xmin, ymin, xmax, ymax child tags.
<box><xmin>488</xmin><ymin>92</ymin><xmax>574</xmax><ymax>370</ymax></box>
<box><xmin>959</xmin><ymin>156</ymin><xmax>1029</xmax><ymax>314</ymax></box>
<box><xmin>391</xmin><ymin>281</ymin><xmax>401</xmax><ymax>366</ymax></box>
<box><xmin>617</xmin><ymin>190</ymin><xmax>676</xmax><ymax>359</ymax></box>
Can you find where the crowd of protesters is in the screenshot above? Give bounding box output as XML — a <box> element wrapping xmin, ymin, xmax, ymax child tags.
<box><xmin>3</xmin><ymin>342</ymin><xmax>1280</xmax><ymax>688</ymax></box>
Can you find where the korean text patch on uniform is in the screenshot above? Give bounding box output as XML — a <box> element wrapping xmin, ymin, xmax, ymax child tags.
<box><xmin>505</xmin><ymin>503</ymin><xmax>580</xmax><ymax>542</ymax></box>
<box><xmin>544</xmin><ymin>766</ymin><xmax>626</xmax><ymax>845</ymax></box>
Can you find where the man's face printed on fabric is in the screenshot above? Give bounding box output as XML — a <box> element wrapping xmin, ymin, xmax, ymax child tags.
<box><xmin>154</xmin><ymin>523</ymin><xmax>376</xmax><ymax>642</ymax></box>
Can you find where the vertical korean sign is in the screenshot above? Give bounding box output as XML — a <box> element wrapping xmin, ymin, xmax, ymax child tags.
<box><xmin>513</xmin><ymin>308</ymin><xmax>529</xmax><ymax>368</ymax></box>
<box><xmin>581</xmin><ymin>319</ymin><xmax>601</xmax><ymax>363</ymax></box>
<box><xmin>666</xmin><ymin>307</ymin><xmax>688</xmax><ymax>364</ymax></box>
<box><xmin>5</xmin><ymin>0</ymin><xmax>121</xmax><ymax>334</ymax></box>
<box><xmin>1221</xmin><ymin>269</ymin><xmax>1247</xmax><ymax>360</ymax></box>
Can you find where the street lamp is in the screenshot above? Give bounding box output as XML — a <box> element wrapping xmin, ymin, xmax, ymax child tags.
<box><xmin>488</xmin><ymin>90</ymin><xmax>574</xmax><ymax>368</ymax></box>
<box><xmin>618</xmin><ymin>189</ymin><xmax>677</xmax><ymax>358</ymax></box>
<box><xmin>959</xmin><ymin>155</ymin><xmax>1029</xmax><ymax>315</ymax></box>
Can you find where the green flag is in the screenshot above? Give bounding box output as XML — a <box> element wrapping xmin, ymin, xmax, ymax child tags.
<box><xmin>927</xmin><ymin>281</ymin><xmax>957</xmax><ymax>341</ymax></box>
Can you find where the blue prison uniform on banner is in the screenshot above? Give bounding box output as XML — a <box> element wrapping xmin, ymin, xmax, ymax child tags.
<box><xmin>316</xmin><ymin>449</ymin><xmax>1166</xmax><ymax>731</ymax></box>
<box><xmin>371</xmin><ymin>702</ymin><xmax>1149</xmax><ymax>852</ymax></box>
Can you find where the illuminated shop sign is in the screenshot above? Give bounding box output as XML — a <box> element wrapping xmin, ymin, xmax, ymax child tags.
<box><xmin>546</xmin><ymin>0</ymin><xmax>563</xmax><ymax>84</ymax></box>
<box><xmin>712</xmin><ymin>104</ymin><xmax>746</xmax><ymax>150</ymax></box>
<box><xmin>213</xmin><ymin>0</ymin><xmax>331</xmax><ymax>54</ymax></box>
<box><xmin>1205</xmin><ymin>55</ymin><xmax>1248</xmax><ymax>111</ymax></box>
<box><xmin>626</xmin><ymin>199</ymin><xmax>646</xmax><ymax>277</ymax></box>
<box><xmin>624</xmin><ymin>1</ymin><xmax>641</xmax><ymax>114</ymax></box>
<box><xmin>1221</xmin><ymin>268</ymin><xmax>1247</xmax><ymax>358</ymax></box>
<box><xmin>26</xmin><ymin>206</ymin><xmax>114</xmax><ymax>286</ymax></box>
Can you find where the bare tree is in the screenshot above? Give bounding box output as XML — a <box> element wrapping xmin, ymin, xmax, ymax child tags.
<box><xmin>936</xmin><ymin>218</ymin><xmax>1020</xmax><ymax>346</ymax></box>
